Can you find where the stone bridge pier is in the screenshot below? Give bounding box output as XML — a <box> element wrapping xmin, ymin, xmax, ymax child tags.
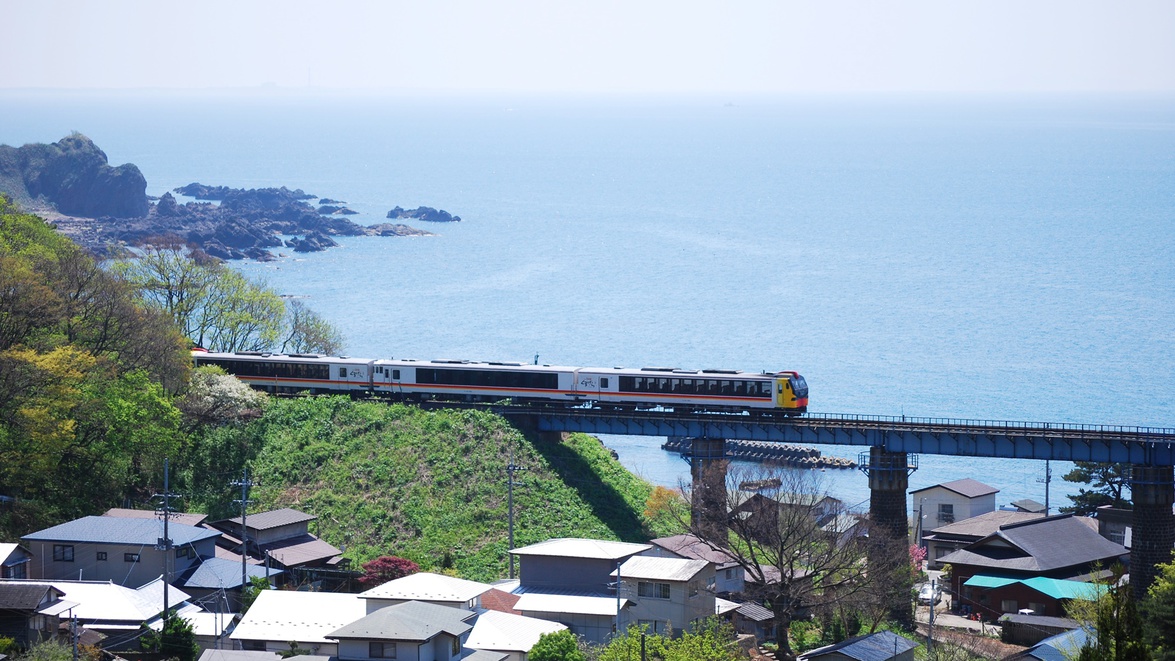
<box><xmin>1131</xmin><ymin>465</ymin><xmax>1175</xmax><ymax>599</ymax></box>
<box><xmin>686</xmin><ymin>437</ymin><xmax>729</xmax><ymax>542</ymax></box>
<box><xmin>860</xmin><ymin>446</ymin><xmax>917</xmax><ymax>630</ymax></box>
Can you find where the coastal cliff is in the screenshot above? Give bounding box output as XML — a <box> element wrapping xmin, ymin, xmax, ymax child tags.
<box><xmin>0</xmin><ymin>133</ymin><xmax>149</xmax><ymax>218</ymax></box>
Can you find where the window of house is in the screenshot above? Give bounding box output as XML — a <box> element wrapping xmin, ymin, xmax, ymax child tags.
<box><xmin>725</xmin><ymin>569</ymin><xmax>734</xmax><ymax>580</ymax></box>
<box><xmin>176</xmin><ymin>547</ymin><xmax>190</xmax><ymax>559</ymax></box>
<box><xmin>638</xmin><ymin>620</ymin><xmax>666</xmax><ymax>634</ymax></box>
<box><xmin>96</xmin><ymin>552</ymin><xmax>107</xmax><ymax>561</ymax></box>
<box><xmin>451</xmin><ymin>636</ymin><xmax>460</xmax><ymax>657</ymax></box>
<box><xmin>52</xmin><ymin>545</ymin><xmax>74</xmax><ymax>562</ymax></box>
<box><xmin>125</xmin><ymin>553</ymin><xmax>140</xmax><ymax>563</ymax></box>
<box><xmin>688</xmin><ymin>580</ymin><xmax>699</xmax><ymax>597</ymax></box>
<box><xmin>369</xmin><ymin>642</ymin><xmax>396</xmax><ymax>658</ymax></box>
<box><xmin>938</xmin><ymin>503</ymin><xmax>955</xmax><ymax>523</ymax></box>
<box><xmin>1001</xmin><ymin>599</ymin><xmax>1018</xmax><ymax>613</ymax></box>
<box><xmin>637</xmin><ymin>582</ymin><xmax>671</xmax><ymax>599</ymax></box>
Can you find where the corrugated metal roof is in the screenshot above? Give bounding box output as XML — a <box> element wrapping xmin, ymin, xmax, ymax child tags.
<box><xmin>49</xmin><ymin>577</ymin><xmax>192</xmax><ymax>622</ymax></box>
<box><xmin>231</xmin><ymin>590</ymin><xmax>365</xmax><ymax>645</ymax></box>
<box><xmin>613</xmin><ymin>556</ymin><xmax>708</xmax><ymax>582</ymax></box>
<box><xmin>182</xmin><ymin>557</ymin><xmax>282</xmax><ymax>589</ymax></box>
<box><xmin>799</xmin><ymin>631</ymin><xmax>919</xmax><ymax>661</ymax></box>
<box><xmin>466</xmin><ymin>610</ymin><xmax>566</xmax><ymax>653</ymax></box>
<box><xmin>224</xmin><ymin>508</ymin><xmax>316</xmax><ymax>532</ymax></box>
<box><xmin>649</xmin><ymin>534</ymin><xmax>740</xmax><ymax>568</ymax></box>
<box><xmin>104</xmin><ymin>508</ymin><xmax>208</xmax><ymax>528</ymax></box>
<box><xmin>911</xmin><ymin>478</ymin><xmax>998</xmax><ymax>498</ymax></box>
<box><xmin>260</xmin><ymin>535</ymin><xmax>342</xmax><ymax>567</ymax></box>
<box><xmin>510</xmin><ymin>538</ymin><xmax>651</xmax><ymax>560</ymax></box>
<box><xmin>361</xmin><ymin>571</ymin><xmax>491</xmax><ymax>602</ymax></box>
<box><xmin>964</xmin><ymin>575</ymin><xmax>1020</xmax><ymax>589</ymax></box>
<box><xmin>328</xmin><ymin>601</ymin><xmax>474</xmax><ymax>641</ymax></box>
<box><xmin>23</xmin><ymin>516</ymin><xmax>220</xmax><ymax>547</ymax></box>
<box><xmin>513</xmin><ymin>591</ymin><xmax>629</xmax><ymax>616</ymax></box>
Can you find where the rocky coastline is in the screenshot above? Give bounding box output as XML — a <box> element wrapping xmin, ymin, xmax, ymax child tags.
<box><xmin>0</xmin><ymin>134</ymin><xmax>456</xmax><ymax>261</ymax></box>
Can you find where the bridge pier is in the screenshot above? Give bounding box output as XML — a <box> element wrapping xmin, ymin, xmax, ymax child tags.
<box><xmin>686</xmin><ymin>438</ymin><xmax>729</xmax><ymax>542</ymax></box>
<box><xmin>1130</xmin><ymin>465</ymin><xmax>1175</xmax><ymax>599</ymax></box>
<box><xmin>860</xmin><ymin>447</ymin><xmax>916</xmax><ymax>629</ymax></box>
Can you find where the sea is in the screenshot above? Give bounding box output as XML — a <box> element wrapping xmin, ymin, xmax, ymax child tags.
<box><xmin>3</xmin><ymin>90</ymin><xmax>1173</xmax><ymax>515</ymax></box>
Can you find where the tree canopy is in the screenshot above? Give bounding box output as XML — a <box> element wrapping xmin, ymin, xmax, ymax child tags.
<box><xmin>1061</xmin><ymin>462</ymin><xmax>1131</xmax><ymax>515</ymax></box>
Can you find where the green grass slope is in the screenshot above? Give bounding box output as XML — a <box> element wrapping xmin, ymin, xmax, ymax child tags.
<box><xmin>236</xmin><ymin>397</ymin><xmax>664</xmax><ymax>582</ymax></box>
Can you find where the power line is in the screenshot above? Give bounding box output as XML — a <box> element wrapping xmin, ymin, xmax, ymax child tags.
<box><xmin>152</xmin><ymin>457</ymin><xmax>183</xmax><ymax>624</ymax></box>
<box><xmin>229</xmin><ymin>468</ymin><xmax>258</xmax><ymax>592</ymax></box>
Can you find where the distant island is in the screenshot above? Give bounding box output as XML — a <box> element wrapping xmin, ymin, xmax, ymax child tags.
<box><xmin>0</xmin><ymin>133</ymin><xmax>461</xmax><ymax>260</ymax></box>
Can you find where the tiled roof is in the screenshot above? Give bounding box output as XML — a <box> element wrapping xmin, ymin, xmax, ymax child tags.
<box><xmin>260</xmin><ymin>535</ymin><xmax>342</xmax><ymax>567</ymax></box>
<box><xmin>927</xmin><ymin>510</ymin><xmax>1044</xmax><ymax>539</ymax></box>
<box><xmin>480</xmin><ymin>588</ymin><xmax>522</xmax><ymax>615</ymax></box>
<box><xmin>510</xmin><ymin>538</ymin><xmax>651</xmax><ymax>560</ymax></box>
<box><xmin>799</xmin><ymin>631</ymin><xmax>919</xmax><ymax>661</ymax></box>
<box><xmin>1010</xmin><ymin>499</ymin><xmax>1047</xmax><ymax>513</ymax></box>
<box><xmin>360</xmin><ymin>571</ymin><xmax>491</xmax><ymax>603</ymax></box>
<box><xmin>466</xmin><ymin>610</ymin><xmax>566</xmax><ymax>653</ymax></box>
<box><xmin>613</xmin><ymin>556</ymin><xmax>708</xmax><ymax>582</ymax></box>
<box><xmin>0</xmin><ymin>582</ymin><xmax>58</xmax><ymax>610</ymax></box>
<box><xmin>911</xmin><ymin>478</ymin><xmax>998</xmax><ymax>498</ymax></box>
<box><xmin>735</xmin><ymin>601</ymin><xmax>774</xmax><ymax>622</ymax></box>
<box><xmin>23</xmin><ymin>516</ymin><xmax>220</xmax><ymax>547</ymax></box>
<box><xmin>328</xmin><ymin>600</ymin><xmax>474</xmax><ymax>641</ymax></box>
<box><xmin>939</xmin><ymin>514</ymin><xmax>1126</xmax><ymax>572</ymax></box>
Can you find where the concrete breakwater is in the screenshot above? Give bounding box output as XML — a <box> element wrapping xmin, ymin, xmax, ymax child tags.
<box><xmin>660</xmin><ymin>437</ymin><xmax>858</xmax><ymax>470</ymax></box>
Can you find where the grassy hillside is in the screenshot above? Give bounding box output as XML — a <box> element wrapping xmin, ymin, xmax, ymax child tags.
<box><xmin>200</xmin><ymin>396</ymin><xmax>671</xmax><ymax>582</ymax></box>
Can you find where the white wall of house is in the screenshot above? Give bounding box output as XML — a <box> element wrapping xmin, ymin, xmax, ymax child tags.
<box><xmin>517</xmin><ymin>610</ymin><xmax>614</xmax><ymax>645</ymax></box>
<box><xmin>912</xmin><ymin>488</ymin><xmax>995</xmax><ymax>529</ymax></box>
<box><xmin>622</xmin><ymin>573</ymin><xmax>715</xmax><ymax>637</ymax></box>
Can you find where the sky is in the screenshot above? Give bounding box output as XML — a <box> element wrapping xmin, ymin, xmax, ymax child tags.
<box><xmin>2</xmin><ymin>0</ymin><xmax>1173</xmax><ymax>94</ymax></box>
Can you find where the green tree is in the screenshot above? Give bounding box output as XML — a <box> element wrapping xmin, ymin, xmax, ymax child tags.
<box><xmin>142</xmin><ymin>613</ymin><xmax>199</xmax><ymax>661</ymax></box>
<box><xmin>14</xmin><ymin>640</ymin><xmax>72</xmax><ymax>661</ymax></box>
<box><xmin>280</xmin><ymin>299</ymin><xmax>344</xmax><ymax>355</ymax></box>
<box><xmin>530</xmin><ymin>630</ymin><xmax>586</xmax><ymax>661</ymax></box>
<box><xmin>1069</xmin><ymin>567</ymin><xmax>1151</xmax><ymax>661</ymax></box>
<box><xmin>1143</xmin><ymin>556</ymin><xmax>1175</xmax><ymax>660</ymax></box>
<box><xmin>1061</xmin><ymin>463</ymin><xmax>1131</xmax><ymax>515</ymax></box>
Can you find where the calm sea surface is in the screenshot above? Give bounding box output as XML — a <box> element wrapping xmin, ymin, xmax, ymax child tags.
<box><xmin>3</xmin><ymin>91</ymin><xmax>1173</xmax><ymax>513</ymax></box>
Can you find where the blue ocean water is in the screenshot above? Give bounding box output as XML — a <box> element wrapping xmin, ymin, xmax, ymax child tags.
<box><xmin>3</xmin><ymin>91</ymin><xmax>1173</xmax><ymax>512</ymax></box>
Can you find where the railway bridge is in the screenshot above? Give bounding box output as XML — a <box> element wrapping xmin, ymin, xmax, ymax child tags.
<box><xmin>491</xmin><ymin>405</ymin><xmax>1175</xmax><ymax>598</ymax></box>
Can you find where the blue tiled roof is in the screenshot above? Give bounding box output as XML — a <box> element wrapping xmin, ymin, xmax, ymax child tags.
<box><xmin>801</xmin><ymin>631</ymin><xmax>919</xmax><ymax>661</ymax></box>
<box><xmin>23</xmin><ymin>516</ymin><xmax>220</xmax><ymax>546</ymax></box>
<box><xmin>182</xmin><ymin>557</ymin><xmax>281</xmax><ymax>589</ymax></box>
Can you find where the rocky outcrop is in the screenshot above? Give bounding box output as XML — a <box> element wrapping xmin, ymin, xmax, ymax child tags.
<box><xmin>317</xmin><ymin>205</ymin><xmax>358</xmax><ymax>215</ymax></box>
<box><xmin>387</xmin><ymin>205</ymin><xmax>461</xmax><ymax>222</ymax></box>
<box><xmin>0</xmin><ymin>133</ymin><xmax>148</xmax><ymax>218</ymax></box>
<box><xmin>285</xmin><ymin>232</ymin><xmax>339</xmax><ymax>252</ymax></box>
<box><xmin>365</xmin><ymin>223</ymin><xmax>434</xmax><ymax>237</ymax></box>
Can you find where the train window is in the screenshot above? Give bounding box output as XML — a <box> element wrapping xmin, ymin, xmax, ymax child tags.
<box><xmin>658</xmin><ymin>378</ymin><xmax>670</xmax><ymax>392</ymax></box>
<box><xmin>601</xmin><ymin>377</ymin><xmax>609</xmax><ymax>388</ymax></box>
<box><xmin>720</xmin><ymin>381</ymin><xmax>732</xmax><ymax>395</ymax></box>
<box><xmin>680</xmin><ymin>379</ymin><xmax>692</xmax><ymax>393</ymax></box>
<box><xmin>734</xmin><ymin>381</ymin><xmax>746</xmax><ymax>395</ymax></box>
<box><xmin>392</xmin><ymin>369</ymin><xmax>400</xmax><ymax>380</ymax></box>
<box><xmin>339</xmin><ymin>367</ymin><xmax>347</xmax><ymax>378</ymax></box>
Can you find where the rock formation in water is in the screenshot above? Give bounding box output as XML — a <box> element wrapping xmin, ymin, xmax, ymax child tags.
<box><xmin>0</xmin><ymin>133</ymin><xmax>149</xmax><ymax>218</ymax></box>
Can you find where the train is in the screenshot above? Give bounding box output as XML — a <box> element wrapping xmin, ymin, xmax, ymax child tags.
<box><xmin>191</xmin><ymin>349</ymin><xmax>809</xmax><ymax>415</ymax></box>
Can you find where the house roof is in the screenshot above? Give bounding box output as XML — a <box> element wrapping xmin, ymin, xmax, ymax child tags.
<box><xmin>464</xmin><ymin>651</ymin><xmax>510</xmax><ymax>661</ymax></box>
<box><xmin>1010</xmin><ymin>628</ymin><xmax>1092</xmax><ymax>661</ymax></box>
<box><xmin>360</xmin><ymin>571</ymin><xmax>492</xmax><ymax>603</ymax></box>
<box><xmin>734</xmin><ymin>601</ymin><xmax>775</xmax><ymax>622</ymax></box>
<box><xmin>999</xmin><ymin>613</ymin><xmax>1079</xmax><ymax>629</ymax></box>
<box><xmin>964</xmin><ymin>574</ymin><xmax>1105</xmax><ymax>601</ymax></box>
<box><xmin>0</xmin><ymin>543</ymin><xmax>30</xmax><ymax>566</ymax></box>
<box><xmin>480</xmin><ymin>588</ymin><xmax>522</xmax><ymax>615</ymax></box>
<box><xmin>466</xmin><ymin>610</ymin><xmax>566</xmax><ymax>653</ymax></box>
<box><xmin>613</xmin><ymin>556</ymin><xmax>709</xmax><ymax>582</ymax></box>
<box><xmin>0</xmin><ymin>582</ymin><xmax>61</xmax><ymax>610</ymax></box>
<box><xmin>715</xmin><ymin>597</ymin><xmax>740</xmax><ymax>615</ymax></box>
<box><xmin>938</xmin><ymin>514</ymin><xmax>1126</xmax><ymax>573</ymax></box>
<box><xmin>259</xmin><ymin>534</ymin><xmax>342</xmax><ymax>567</ymax></box>
<box><xmin>222</xmin><ymin>508</ymin><xmax>316</xmax><ymax>532</ymax></box>
<box><xmin>49</xmin><ymin>578</ymin><xmax>192</xmax><ymax>622</ymax></box>
<box><xmin>104</xmin><ymin>508</ymin><xmax>208</xmax><ymax>528</ymax></box>
<box><xmin>911</xmin><ymin>478</ymin><xmax>998</xmax><ymax>498</ymax></box>
<box><xmin>510</xmin><ymin>538</ymin><xmax>651</xmax><ymax>560</ymax></box>
<box><xmin>512</xmin><ymin>588</ymin><xmax>630</xmax><ymax>616</ymax></box>
<box><xmin>23</xmin><ymin>516</ymin><xmax>220</xmax><ymax>547</ymax></box>
<box><xmin>1010</xmin><ymin>499</ymin><xmax>1047</xmax><ymax>514</ymax></box>
<box><xmin>649</xmin><ymin>534</ymin><xmax>740</xmax><ymax>568</ymax></box>
<box><xmin>181</xmin><ymin>557</ymin><xmax>282</xmax><ymax>590</ymax></box>
<box><xmin>799</xmin><ymin>631</ymin><xmax>919</xmax><ymax>661</ymax></box>
<box><xmin>926</xmin><ymin>510</ymin><xmax>1044</xmax><ymax>539</ymax></box>
<box><xmin>231</xmin><ymin>590</ymin><xmax>366</xmax><ymax>645</ymax></box>
<box><xmin>328</xmin><ymin>600</ymin><xmax>475</xmax><ymax>641</ymax></box>
<box><xmin>197</xmin><ymin>652</ymin><xmax>332</xmax><ymax>661</ymax></box>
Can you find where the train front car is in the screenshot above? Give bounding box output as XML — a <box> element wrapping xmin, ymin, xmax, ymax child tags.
<box><xmin>191</xmin><ymin>351</ymin><xmax>375</xmax><ymax>395</ymax></box>
<box><xmin>776</xmin><ymin>371</ymin><xmax>808</xmax><ymax>414</ymax></box>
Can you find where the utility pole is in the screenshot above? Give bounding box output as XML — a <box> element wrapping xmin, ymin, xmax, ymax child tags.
<box><xmin>927</xmin><ymin>578</ymin><xmax>936</xmax><ymax>653</ymax></box>
<box><xmin>506</xmin><ymin>452</ymin><xmax>527</xmax><ymax>580</ymax></box>
<box><xmin>231</xmin><ymin>468</ymin><xmax>257</xmax><ymax>591</ymax></box>
<box><xmin>153</xmin><ymin>458</ymin><xmax>182</xmax><ymax>624</ymax></box>
<box><xmin>1037</xmin><ymin>460</ymin><xmax>1052</xmax><ymax>514</ymax></box>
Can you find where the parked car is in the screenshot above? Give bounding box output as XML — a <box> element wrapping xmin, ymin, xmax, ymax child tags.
<box><xmin>918</xmin><ymin>583</ymin><xmax>941</xmax><ymax>605</ymax></box>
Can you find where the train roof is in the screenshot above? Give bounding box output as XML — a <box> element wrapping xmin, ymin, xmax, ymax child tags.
<box><xmin>374</xmin><ymin>358</ymin><xmax>578</xmax><ymax>372</ymax></box>
<box><xmin>575</xmin><ymin>365</ymin><xmax>778</xmax><ymax>378</ymax></box>
<box><xmin>194</xmin><ymin>351</ymin><xmax>375</xmax><ymax>365</ymax></box>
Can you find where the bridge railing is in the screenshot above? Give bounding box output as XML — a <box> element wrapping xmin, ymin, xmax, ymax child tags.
<box><xmin>801</xmin><ymin>412</ymin><xmax>1175</xmax><ymax>437</ymax></box>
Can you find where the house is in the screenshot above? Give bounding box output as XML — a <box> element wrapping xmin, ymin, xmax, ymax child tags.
<box><xmin>44</xmin><ymin>577</ymin><xmax>202</xmax><ymax>650</ymax></box>
<box><xmin>326</xmin><ymin>600</ymin><xmax>487</xmax><ymax>661</ymax></box>
<box><xmin>464</xmin><ymin>610</ymin><xmax>567</xmax><ymax>661</ymax></box>
<box><xmin>0</xmin><ymin>544</ymin><xmax>31</xmax><ymax>580</ymax></box>
<box><xmin>0</xmin><ymin>582</ymin><xmax>68</xmax><ymax>648</ymax></box>
<box><xmin>211</xmin><ymin>508</ymin><xmax>345</xmax><ymax>573</ymax></box>
<box><xmin>1008</xmin><ymin>500</ymin><xmax>1047</xmax><ymax>514</ymax></box>
<box><xmin>648</xmin><ymin>534</ymin><xmax>744</xmax><ymax>596</ymax></box>
<box><xmin>360</xmin><ymin>572</ymin><xmax>493</xmax><ymax>613</ymax></box>
<box><xmin>910</xmin><ymin>479</ymin><xmax>999</xmax><ymax>540</ymax></box>
<box><xmin>920</xmin><ymin>510</ymin><xmax>1044</xmax><ymax>569</ymax></box>
<box><xmin>730</xmin><ymin>492</ymin><xmax>851</xmax><ymax>545</ymax></box>
<box><xmin>939</xmin><ymin>514</ymin><xmax>1127</xmax><ymax>620</ymax></box>
<box><xmin>22</xmin><ymin>516</ymin><xmax>220</xmax><ymax>587</ymax></box>
<box><xmin>1003</xmin><ymin>627</ymin><xmax>1091</xmax><ymax>661</ymax></box>
<box><xmin>798</xmin><ymin>631</ymin><xmax>919</xmax><ymax>661</ymax></box>
<box><xmin>611</xmin><ymin>556</ymin><xmax>714</xmax><ymax>636</ymax></box>
<box><xmin>509</xmin><ymin>538</ymin><xmax>650</xmax><ymax>643</ymax></box>
<box><xmin>1093</xmin><ymin>506</ymin><xmax>1131</xmax><ymax>548</ymax></box>
<box><xmin>958</xmin><ymin>576</ymin><xmax>1104</xmax><ymax>620</ymax></box>
<box><xmin>999</xmin><ymin>612</ymin><xmax>1081</xmax><ymax>647</ymax></box>
<box><xmin>231</xmin><ymin>589</ymin><xmax>366</xmax><ymax>655</ymax></box>
<box><xmin>723</xmin><ymin>599</ymin><xmax>775</xmax><ymax>643</ymax></box>
<box><xmin>179</xmin><ymin>556</ymin><xmax>283</xmax><ymax>612</ymax></box>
